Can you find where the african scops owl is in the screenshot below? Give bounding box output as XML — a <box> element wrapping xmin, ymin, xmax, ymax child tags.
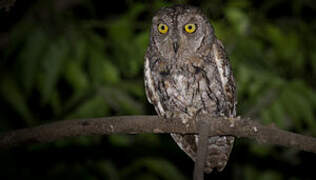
<box><xmin>144</xmin><ymin>5</ymin><xmax>237</xmax><ymax>173</ymax></box>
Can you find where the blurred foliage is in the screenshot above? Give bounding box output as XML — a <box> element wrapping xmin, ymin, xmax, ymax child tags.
<box><xmin>1</xmin><ymin>0</ymin><xmax>316</xmax><ymax>179</ymax></box>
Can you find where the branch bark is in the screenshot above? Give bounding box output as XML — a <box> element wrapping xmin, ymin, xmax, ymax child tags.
<box><xmin>0</xmin><ymin>115</ymin><xmax>316</xmax><ymax>153</ymax></box>
<box><xmin>193</xmin><ymin>116</ymin><xmax>210</xmax><ymax>180</ymax></box>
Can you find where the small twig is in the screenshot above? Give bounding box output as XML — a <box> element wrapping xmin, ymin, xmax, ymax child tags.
<box><xmin>0</xmin><ymin>115</ymin><xmax>316</xmax><ymax>154</ymax></box>
<box><xmin>193</xmin><ymin>115</ymin><xmax>209</xmax><ymax>180</ymax></box>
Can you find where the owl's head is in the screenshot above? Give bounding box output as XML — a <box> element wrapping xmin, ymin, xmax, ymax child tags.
<box><xmin>149</xmin><ymin>5</ymin><xmax>215</xmax><ymax>59</ymax></box>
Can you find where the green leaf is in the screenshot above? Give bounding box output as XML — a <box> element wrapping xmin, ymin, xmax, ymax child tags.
<box><xmin>50</xmin><ymin>90</ymin><xmax>62</xmax><ymax>115</ymax></box>
<box><xmin>225</xmin><ymin>7</ymin><xmax>249</xmax><ymax>35</ymax></box>
<box><xmin>270</xmin><ymin>100</ymin><xmax>286</xmax><ymax>129</ymax></box>
<box><xmin>95</xmin><ymin>161</ymin><xmax>119</xmax><ymax>180</ymax></box>
<box><xmin>236</xmin><ymin>65</ymin><xmax>252</xmax><ymax>95</ymax></box>
<box><xmin>280</xmin><ymin>88</ymin><xmax>303</xmax><ymax>131</ymax></box>
<box><xmin>259</xmin><ymin>170</ymin><xmax>282</xmax><ymax>180</ymax></box>
<box><xmin>103</xmin><ymin>60</ymin><xmax>120</xmax><ymax>84</ymax></box>
<box><xmin>5</xmin><ymin>20</ymin><xmax>34</xmax><ymax>60</ymax></box>
<box><xmin>248</xmin><ymin>79</ymin><xmax>265</xmax><ymax>98</ymax></box>
<box><xmin>40</xmin><ymin>37</ymin><xmax>69</xmax><ymax>103</ymax></box>
<box><xmin>0</xmin><ymin>75</ymin><xmax>34</xmax><ymax>125</ymax></box>
<box><xmin>260</xmin><ymin>107</ymin><xmax>273</xmax><ymax>125</ymax></box>
<box><xmin>65</xmin><ymin>94</ymin><xmax>110</xmax><ymax>119</ymax></box>
<box><xmin>291</xmin><ymin>85</ymin><xmax>316</xmax><ymax>128</ymax></box>
<box><xmin>108</xmin><ymin>135</ymin><xmax>132</xmax><ymax>147</ymax></box>
<box><xmin>133</xmin><ymin>174</ymin><xmax>159</xmax><ymax>180</ymax></box>
<box><xmin>107</xmin><ymin>17</ymin><xmax>132</xmax><ymax>43</ymax></box>
<box><xmin>64</xmin><ymin>60</ymin><xmax>89</xmax><ymax>90</ymax></box>
<box><xmin>249</xmin><ymin>144</ymin><xmax>273</xmax><ymax>157</ymax></box>
<box><xmin>17</xmin><ymin>29</ymin><xmax>48</xmax><ymax>92</ymax></box>
<box><xmin>119</xmin><ymin>80</ymin><xmax>145</xmax><ymax>99</ymax></box>
<box><xmin>127</xmin><ymin>3</ymin><xmax>146</xmax><ymax>20</ymax></box>
<box><xmin>279</xmin><ymin>84</ymin><xmax>316</xmax><ymax>133</ymax></box>
<box><xmin>73</xmin><ymin>38</ymin><xmax>87</xmax><ymax>64</ymax></box>
<box><xmin>303</xmin><ymin>86</ymin><xmax>316</xmax><ymax>108</ymax></box>
<box><xmin>88</xmin><ymin>49</ymin><xmax>120</xmax><ymax>85</ymax></box>
<box><xmin>243</xmin><ymin>166</ymin><xmax>283</xmax><ymax>180</ymax></box>
<box><xmin>121</xmin><ymin>158</ymin><xmax>188</xmax><ymax>180</ymax></box>
<box><xmin>135</xmin><ymin>134</ymin><xmax>161</xmax><ymax>147</ymax></box>
<box><xmin>100</xmin><ymin>87</ymin><xmax>144</xmax><ymax>115</ymax></box>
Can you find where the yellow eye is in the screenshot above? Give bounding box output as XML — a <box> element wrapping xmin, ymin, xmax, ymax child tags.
<box><xmin>184</xmin><ymin>23</ymin><xmax>197</xmax><ymax>33</ymax></box>
<box><xmin>158</xmin><ymin>23</ymin><xmax>168</xmax><ymax>34</ymax></box>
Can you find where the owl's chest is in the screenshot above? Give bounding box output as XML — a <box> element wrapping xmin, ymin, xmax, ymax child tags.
<box><xmin>156</xmin><ymin>69</ymin><xmax>215</xmax><ymax>115</ymax></box>
<box><xmin>164</xmin><ymin>72</ymin><xmax>202</xmax><ymax>99</ymax></box>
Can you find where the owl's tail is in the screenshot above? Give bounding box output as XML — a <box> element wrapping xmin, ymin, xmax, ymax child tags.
<box><xmin>171</xmin><ymin>134</ymin><xmax>234</xmax><ymax>173</ymax></box>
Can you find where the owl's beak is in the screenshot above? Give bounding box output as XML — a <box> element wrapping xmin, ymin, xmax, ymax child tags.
<box><xmin>173</xmin><ymin>42</ymin><xmax>179</xmax><ymax>53</ymax></box>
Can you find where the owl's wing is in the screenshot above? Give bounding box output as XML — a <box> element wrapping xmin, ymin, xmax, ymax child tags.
<box><xmin>191</xmin><ymin>39</ymin><xmax>236</xmax><ymax>172</ymax></box>
<box><xmin>211</xmin><ymin>39</ymin><xmax>237</xmax><ymax>117</ymax></box>
<box><xmin>144</xmin><ymin>56</ymin><xmax>164</xmax><ymax>115</ymax></box>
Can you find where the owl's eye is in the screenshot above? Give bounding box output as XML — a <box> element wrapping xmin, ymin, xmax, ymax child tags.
<box><xmin>184</xmin><ymin>24</ymin><xmax>197</xmax><ymax>33</ymax></box>
<box><xmin>158</xmin><ymin>23</ymin><xmax>168</xmax><ymax>34</ymax></box>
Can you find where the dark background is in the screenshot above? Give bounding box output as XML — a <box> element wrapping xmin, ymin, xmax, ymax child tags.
<box><xmin>1</xmin><ymin>0</ymin><xmax>316</xmax><ymax>179</ymax></box>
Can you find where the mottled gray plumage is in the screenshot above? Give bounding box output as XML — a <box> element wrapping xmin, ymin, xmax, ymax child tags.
<box><xmin>144</xmin><ymin>5</ymin><xmax>237</xmax><ymax>173</ymax></box>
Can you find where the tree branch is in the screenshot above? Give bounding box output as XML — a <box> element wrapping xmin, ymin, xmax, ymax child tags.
<box><xmin>0</xmin><ymin>115</ymin><xmax>316</xmax><ymax>153</ymax></box>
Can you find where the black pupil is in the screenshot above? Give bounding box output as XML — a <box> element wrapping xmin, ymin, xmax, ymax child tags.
<box><xmin>161</xmin><ymin>25</ymin><xmax>165</xmax><ymax>30</ymax></box>
<box><xmin>188</xmin><ymin>25</ymin><xmax>192</xmax><ymax>29</ymax></box>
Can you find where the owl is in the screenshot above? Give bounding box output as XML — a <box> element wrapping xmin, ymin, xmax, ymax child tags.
<box><xmin>144</xmin><ymin>5</ymin><xmax>237</xmax><ymax>173</ymax></box>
